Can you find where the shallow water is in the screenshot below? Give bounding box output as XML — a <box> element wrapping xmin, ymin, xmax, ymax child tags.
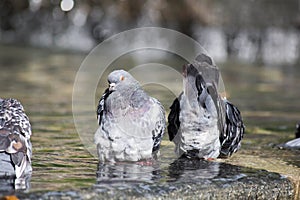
<box><xmin>0</xmin><ymin>45</ymin><xmax>299</xmax><ymax>197</ymax></box>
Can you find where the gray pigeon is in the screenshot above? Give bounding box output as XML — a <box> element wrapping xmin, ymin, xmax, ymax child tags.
<box><xmin>95</xmin><ymin>70</ymin><xmax>166</xmax><ymax>163</ymax></box>
<box><xmin>0</xmin><ymin>98</ymin><xmax>32</xmax><ymax>178</ymax></box>
<box><xmin>168</xmin><ymin>54</ymin><xmax>245</xmax><ymax>159</ymax></box>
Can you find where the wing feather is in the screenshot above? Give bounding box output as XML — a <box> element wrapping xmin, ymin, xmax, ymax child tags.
<box><xmin>167</xmin><ymin>93</ymin><xmax>182</xmax><ymax>142</ymax></box>
<box><xmin>97</xmin><ymin>88</ymin><xmax>111</xmax><ymax>125</ymax></box>
<box><xmin>151</xmin><ymin>99</ymin><xmax>166</xmax><ymax>153</ymax></box>
<box><xmin>0</xmin><ymin>98</ymin><xmax>32</xmax><ymax>177</ymax></box>
<box><xmin>219</xmin><ymin>100</ymin><xmax>245</xmax><ymax>157</ymax></box>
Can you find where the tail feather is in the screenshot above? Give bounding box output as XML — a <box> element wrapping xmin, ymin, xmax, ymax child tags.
<box><xmin>15</xmin><ymin>155</ymin><xmax>27</xmax><ymax>178</ymax></box>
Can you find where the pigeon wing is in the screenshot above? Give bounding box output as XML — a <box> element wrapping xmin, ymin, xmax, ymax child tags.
<box><xmin>0</xmin><ymin>98</ymin><xmax>32</xmax><ymax>177</ymax></box>
<box><xmin>151</xmin><ymin>98</ymin><xmax>166</xmax><ymax>152</ymax></box>
<box><xmin>167</xmin><ymin>93</ymin><xmax>182</xmax><ymax>142</ymax></box>
<box><xmin>129</xmin><ymin>93</ymin><xmax>166</xmax><ymax>153</ymax></box>
<box><xmin>0</xmin><ymin>98</ymin><xmax>32</xmax><ymax>139</ymax></box>
<box><xmin>207</xmin><ymin>83</ymin><xmax>226</xmax><ymax>136</ymax></box>
<box><xmin>0</xmin><ymin>129</ymin><xmax>11</xmax><ymax>151</ymax></box>
<box><xmin>97</xmin><ymin>88</ymin><xmax>111</xmax><ymax>125</ymax></box>
<box><xmin>219</xmin><ymin>100</ymin><xmax>245</xmax><ymax>157</ymax></box>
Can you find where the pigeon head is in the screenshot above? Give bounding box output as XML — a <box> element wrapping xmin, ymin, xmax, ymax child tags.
<box><xmin>107</xmin><ymin>70</ymin><xmax>140</xmax><ymax>92</ymax></box>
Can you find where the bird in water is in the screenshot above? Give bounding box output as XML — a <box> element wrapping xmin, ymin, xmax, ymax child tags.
<box><xmin>0</xmin><ymin>98</ymin><xmax>32</xmax><ymax>179</ymax></box>
<box><xmin>278</xmin><ymin>122</ymin><xmax>300</xmax><ymax>150</ymax></box>
<box><xmin>168</xmin><ymin>54</ymin><xmax>245</xmax><ymax>159</ymax></box>
<box><xmin>296</xmin><ymin>123</ymin><xmax>300</xmax><ymax>139</ymax></box>
<box><xmin>95</xmin><ymin>70</ymin><xmax>166</xmax><ymax>163</ymax></box>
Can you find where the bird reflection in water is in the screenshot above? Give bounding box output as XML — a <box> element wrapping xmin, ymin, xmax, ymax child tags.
<box><xmin>167</xmin><ymin>156</ymin><xmax>247</xmax><ymax>183</ymax></box>
<box><xmin>95</xmin><ymin>157</ymin><xmax>246</xmax><ymax>188</ymax></box>
<box><xmin>96</xmin><ymin>162</ymin><xmax>161</xmax><ymax>185</ymax></box>
<box><xmin>167</xmin><ymin>157</ymin><xmax>221</xmax><ymax>181</ymax></box>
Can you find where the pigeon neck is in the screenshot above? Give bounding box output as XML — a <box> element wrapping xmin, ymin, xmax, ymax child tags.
<box><xmin>114</xmin><ymin>84</ymin><xmax>141</xmax><ymax>103</ymax></box>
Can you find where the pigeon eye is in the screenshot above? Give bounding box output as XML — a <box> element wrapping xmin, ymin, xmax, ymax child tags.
<box><xmin>120</xmin><ymin>76</ymin><xmax>125</xmax><ymax>81</ymax></box>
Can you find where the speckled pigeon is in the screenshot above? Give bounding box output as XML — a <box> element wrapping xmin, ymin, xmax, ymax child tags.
<box><xmin>0</xmin><ymin>98</ymin><xmax>32</xmax><ymax>178</ymax></box>
<box><xmin>95</xmin><ymin>70</ymin><xmax>166</xmax><ymax>163</ymax></box>
<box><xmin>168</xmin><ymin>54</ymin><xmax>245</xmax><ymax>159</ymax></box>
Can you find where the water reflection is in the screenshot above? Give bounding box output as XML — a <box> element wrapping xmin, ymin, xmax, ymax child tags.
<box><xmin>92</xmin><ymin>157</ymin><xmax>292</xmax><ymax>199</ymax></box>
<box><xmin>168</xmin><ymin>158</ymin><xmax>221</xmax><ymax>181</ymax></box>
<box><xmin>95</xmin><ymin>158</ymin><xmax>246</xmax><ymax>186</ymax></box>
<box><xmin>96</xmin><ymin>162</ymin><xmax>161</xmax><ymax>185</ymax></box>
<box><xmin>7</xmin><ymin>159</ymin><xmax>292</xmax><ymax>199</ymax></box>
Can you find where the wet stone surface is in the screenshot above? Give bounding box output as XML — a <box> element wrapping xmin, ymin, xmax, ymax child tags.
<box><xmin>10</xmin><ymin>158</ymin><xmax>294</xmax><ymax>199</ymax></box>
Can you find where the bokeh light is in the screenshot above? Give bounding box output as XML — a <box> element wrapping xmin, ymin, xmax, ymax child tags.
<box><xmin>60</xmin><ymin>0</ymin><xmax>74</xmax><ymax>12</ymax></box>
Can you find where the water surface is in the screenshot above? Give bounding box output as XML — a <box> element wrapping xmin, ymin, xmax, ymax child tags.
<box><xmin>0</xmin><ymin>45</ymin><xmax>299</xmax><ymax>197</ymax></box>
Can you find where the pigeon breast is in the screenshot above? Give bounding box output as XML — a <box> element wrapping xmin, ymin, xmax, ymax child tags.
<box><xmin>95</xmin><ymin>70</ymin><xmax>166</xmax><ymax>163</ymax></box>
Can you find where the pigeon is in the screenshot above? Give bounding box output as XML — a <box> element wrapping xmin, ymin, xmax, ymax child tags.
<box><xmin>0</xmin><ymin>98</ymin><xmax>32</xmax><ymax>178</ymax></box>
<box><xmin>95</xmin><ymin>70</ymin><xmax>166</xmax><ymax>163</ymax></box>
<box><xmin>168</xmin><ymin>54</ymin><xmax>245</xmax><ymax>159</ymax></box>
<box><xmin>296</xmin><ymin>122</ymin><xmax>300</xmax><ymax>139</ymax></box>
<box><xmin>278</xmin><ymin>122</ymin><xmax>300</xmax><ymax>150</ymax></box>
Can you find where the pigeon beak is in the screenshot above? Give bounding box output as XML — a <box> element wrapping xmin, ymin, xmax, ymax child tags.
<box><xmin>109</xmin><ymin>83</ymin><xmax>116</xmax><ymax>91</ymax></box>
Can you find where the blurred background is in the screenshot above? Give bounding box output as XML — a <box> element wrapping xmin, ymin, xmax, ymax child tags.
<box><xmin>0</xmin><ymin>0</ymin><xmax>299</xmax><ymax>194</ymax></box>
<box><xmin>1</xmin><ymin>0</ymin><xmax>300</xmax><ymax>64</ymax></box>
